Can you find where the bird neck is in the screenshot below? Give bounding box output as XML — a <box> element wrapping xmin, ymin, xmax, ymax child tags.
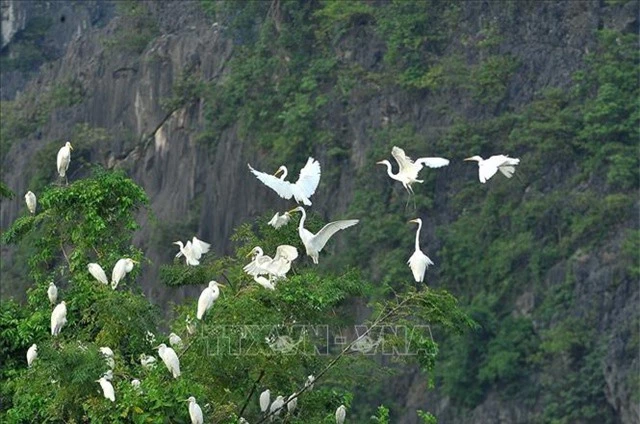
<box><xmin>297</xmin><ymin>209</ymin><xmax>306</xmax><ymax>232</ymax></box>
<box><xmin>414</xmin><ymin>221</ymin><xmax>422</xmax><ymax>251</ymax></box>
<box><xmin>280</xmin><ymin>167</ymin><xmax>288</xmax><ymax>180</ymax></box>
<box><xmin>383</xmin><ymin>161</ymin><xmax>397</xmax><ymax>178</ymax></box>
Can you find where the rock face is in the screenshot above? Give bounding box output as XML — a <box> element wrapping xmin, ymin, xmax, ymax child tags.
<box><xmin>0</xmin><ymin>1</ymin><xmax>637</xmax><ymax>423</ymax></box>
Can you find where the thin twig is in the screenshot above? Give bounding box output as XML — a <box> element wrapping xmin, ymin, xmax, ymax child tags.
<box><xmin>239</xmin><ymin>369</ymin><xmax>265</xmax><ymax>418</ymax></box>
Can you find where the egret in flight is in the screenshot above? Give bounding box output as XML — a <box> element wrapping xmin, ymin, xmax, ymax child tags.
<box><xmin>51</xmin><ymin>301</ymin><xmax>67</xmax><ymax>336</ymax></box>
<box><xmin>288</xmin><ymin>206</ymin><xmax>358</xmax><ymax>264</ymax></box>
<box><xmin>186</xmin><ymin>396</ymin><xmax>204</xmax><ymax>424</ymax></box>
<box><xmin>464</xmin><ymin>154</ymin><xmax>520</xmax><ymax>183</ymax></box>
<box><xmin>25</xmin><ymin>191</ymin><xmax>36</xmax><ymax>214</ymax></box>
<box><xmin>259</xmin><ymin>389</ymin><xmax>271</xmax><ymax>413</ymax></box>
<box><xmin>157</xmin><ymin>343</ymin><xmax>181</xmax><ymax>378</ymax></box>
<box><xmin>111</xmin><ymin>258</ymin><xmax>137</xmax><ymax>289</ymax></box>
<box><xmin>47</xmin><ymin>282</ymin><xmax>58</xmax><ymax>305</ymax></box>
<box><xmin>336</xmin><ymin>404</ymin><xmax>346</xmax><ymax>424</ymax></box>
<box><xmin>57</xmin><ymin>141</ymin><xmax>73</xmax><ymax>183</ymax></box>
<box><xmin>248</xmin><ymin>157</ymin><xmax>321</xmax><ymax>206</ymax></box>
<box><xmin>408</xmin><ymin>218</ymin><xmax>434</xmax><ymax>283</ymax></box>
<box><xmin>27</xmin><ymin>344</ymin><xmax>37</xmax><ymax>367</ymax></box>
<box><xmin>88</xmin><ymin>263</ymin><xmax>109</xmax><ymax>285</ymax></box>
<box><xmin>174</xmin><ymin>236</ymin><xmax>211</xmax><ymax>266</ymax></box>
<box><xmin>268</xmin><ymin>211</ymin><xmax>291</xmax><ymax>229</ymax></box>
<box><xmin>197</xmin><ymin>281</ymin><xmax>223</xmax><ymax>320</ymax></box>
<box><xmin>96</xmin><ymin>376</ymin><xmax>115</xmax><ymax>402</ymax></box>
<box><xmin>377</xmin><ymin>146</ymin><xmax>449</xmax><ymax>194</ymax></box>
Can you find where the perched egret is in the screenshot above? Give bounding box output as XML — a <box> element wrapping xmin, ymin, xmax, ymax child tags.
<box><xmin>111</xmin><ymin>258</ymin><xmax>136</xmax><ymax>289</ymax></box>
<box><xmin>270</xmin><ymin>395</ymin><xmax>285</xmax><ymax>420</ymax></box>
<box><xmin>336</xmin><ymin>404</ymin><xmax>346</xmax><ymax>424</ymax></box>
<box><xmin>377</xmin><ymin>146</ymin><xmax>449</xmax><ymax>194</ymax></box>
<box><xmin>253</xmin><ymin>276</ymin><xmax>276</xmax><ymax>290</ymax></box>
<box><xmin>248</xmin><ymin>157</ymin><xmax>321</xmax><ymax>206</ymax></box>
<box><xmin>131</xmin><ymin>379</ymin><xmax>142</xmax><ymax>393</ymax></box>
<box><xmin>27</xmin><ymin>344</ymin><xmax>37</xmax><ymax>367</ymax></box>
<box><xmin>186</xmin><ymin>396</ymin><xmax>204</xmax><ymax>424</ymax></box>
<box><xmin>102</xmin><ymin>369</ymin><xmax>114</xmax><ymax>380</ymax></box>
<box><xmin>96</xmin><ymin>376</ymin><xmax>115</xmax><ymax>402</ymax></box>
<box><xmin>196</xmin><ymin>281</ymin><xmax>223</xmax><ymax>320</ymax></box>
<box><xmin>47</xmin><ymin>282</ymin><xmax>58</xmax><ymax>305</ymax></box>
<box><xmin>169</xmin><ymin>332</ymin><xmax>184</xmax><ymax>349</ymax></box>
<box><xmin>268</xmin><ymin>211</ymin><xmax>291</xmax><ymax>229</ymax></box>
<box><xmin>51</xmin><ymin>301</ymin><xmax>67</xmax><ymax>336</ymax></box>
<box><xmin>88</xmin><ymin>263</ymin><xmax>109</xmax><ymax>285</ymax></box>
<box><xmin>56</xmin><ymin>141</ymin><xmax>73</xmax><ymax>182</ymax></box>
<box><xmin>305</xmin><ymin>375</ymin><xmax>315</xmax><ymax>391</ymax></box>
<box><xmin>174</xmin><ymin>236</ymin><xmax>211</xmax><ymax>266</ymax></box>
<box><xmin>239</xmin><ymin>418</ymin><xmax>249</xmax><ymax>424</ymax></box>
<box><xmin>139</xmin><ymin>353</ymin><xmax>156</xmax><ymax>369</ymax></box>
<box><xmin>464</xmin><ymin>154</ymin><xmax>520</xmax><ymax>183</ymax></box>
<box><xmin>287</xmin><ymin>393</ymin><xmax>297</xmax><ymax>414</ymax></box>
<box><xmin>186</xmin><ymin>315</ymin><xmax>196</xmax><ymax>335</ymax></box>
<box><xmin>244</xmin><ymin>245</ymin><xmax>298</xmax><ymax>280</ymax></box>
<box><xmin>24</xmin><ymin>191</ymin><xmax>36</xmax><ymax>214</ymax></box>
<box><xmin>157</xmin><ymin>343</ymin><xmax>180</xmax><ymax>378</ymax></box>
<box><xmin>407</xmin><ymin>218</ymin><xmax>434</xmax><ymax>283</ymax></box>
<box><xmin>100</xmin><ymin>346</ymin><xmax>115</xmax><ymax>369</ymax></box>
<box><xmin>259</xmin><ymin>389</ymin><xmax>271</xmax><ymax>413</ymax></box>
<box><xmin>288</xmin><ymin>206</ymin><xmax>358</xmax><ymax>264</ymax></box>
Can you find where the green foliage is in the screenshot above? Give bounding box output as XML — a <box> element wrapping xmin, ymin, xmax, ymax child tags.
<box><xmin>0</xmin><ymin>181</ymin><xmax>15</xmax><ymax>199</ymax></box>
<box><xmin>104</xmin><ymin>0</ymin><xmax>159</xmax><ymax>54</ymax></box>
<box><xmin>370</xmin><ymin>404</ymin><xmax>390</xmax><ymax>423</ymax></box>
<box><xmin>0</xmin><ymin>16</ymin><xmax>54</xmax><ymax>72</ymax></box>
<box><xmin>417</xmin><ymin>410</ymin><xmax>437</xmax><ymax>424</ymax></box>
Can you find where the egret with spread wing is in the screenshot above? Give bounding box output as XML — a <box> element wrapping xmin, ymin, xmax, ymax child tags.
<box><xmin>248</xmin><ymin>157</ymin><xmax>321</xmax><ymax>206</ymax></box>
<box><xmin>268</xmin><ymin>211</ymin><xmax>291</xmax><ymax>229</ymax></box>
<box><xmin>244</xmin><ymin>245</ymin><xmax>298</xmax><ymax>280</ymax></box>
<box><xmin>377</xmin><ymin>146</ymin><xmax>449</xmax><ymax>193</ymax></box>
<box><xmin>288</xmin><ymin>206</ymin><xmax>358</xmax><ymax>264</ymax></box>
<box><xmin>408</xmin><ymin>218</ymin><xmax>434</xmax><ymax>283</ymax></box>
<box><xmin>464</xmin><ymin>154</ymin><xmax>520</xmax><ymax>183</ymax></box>
<box><xmin>174</xmin><ymin>236</ymin><xmax>211</xmax><ymax>266</ymax></box>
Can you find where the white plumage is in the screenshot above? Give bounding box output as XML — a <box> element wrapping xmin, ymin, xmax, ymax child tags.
<box><xmin>248</xmin><ymin>157</ymin><xmax>321</xmax><ymax>206</ymax></box>
<box><xmin>287</xmin><ymin>393</ymin><xmax>297</xmax><ymax>414</ymax></box>
<box><xmin>305</xmin><ymin>374</ymin><xmax>315</xmax><ymax>391</ymax></box>
<box><xmin>88</xmin><ymin>263</ymin><xmax>109</xmax><ymax>285</ymax></box>
<box><xmin>131</xmin><ymin>379</ymin><xmax>142</xmax><ymax>393</ymax></box>
<box><xmin>139</xmin><ymin>353</ymin><xmax>156</xmax><ymax>369</ymax></box>
<box><xmin>24</xmin><ymin>191</ymin><xmax>36</xmax><ymax>214</ymax></box>
<box><xmin>464</xmin><ymin>154</ymin><xmax>520</xmax><ymax>183</ymax></box>
<box><xmin>157</xmin><ymin>343</ymin><xmax>180</xmax><ymax>378</ymax></box>
<box><xmin>111</xmin><ymin>258</ymin><xmax>136</xmax><ymax>289</ymax></box>
<box><xmin>56</xmin><ymin>142</ymin><xmax>73</xmax><ymax>178</ymax></box>
<box><xmin>243</xmin><ymin>245</ymin><xmax>298</xmax><ymax>281</ymax></box>
<box><xmin>96</xmin><ymin>376</ymin><xmax>115</xmax><ymax>402</ymax></box>
<box><xmin>196</xmin><ymin>281</ymin><xmax>221</xmax><ymax>320</ymax></box>
<box><xmin>169</xmin><ymin>332</ymin><xmax>183</xmax><ymax>349</ymax></box>
<box><xmin>407</xmin><ymin>218</ymin><xmax>434</xmax><ymax>283</ymax></box>
<box><xmin>174</xmin><ymin>236</ymin><xmax>211</xmax><ymax>266</ymax></box>
<box><xmin>377</xmin><ymin>146</ymin><xmax>449</xmax><ymax>193</ymax></box>
<box><xmin>289</xmin><ymin>206</ymin><xmax>358</xmax><ymax>264</ymax></box>
<box><xmin>268</xmin><ymin>211</ymin><xmax>291</xmax><ymax>229</ymax></box>
<box><xmin>47</xmin><ymin>282</ymin><xmax>58</xmax><ymax>305</ymax></box>
<box><xmin>270</xmin><ymin>395</ymin><xmax>285</xmax><ymax>420</ymax></box>
<box><xmin>187</xmin><ymin>396</ymin><xmax>204</xmax><ymax>424</ymax></box>
<box><xmin>27</xmin><ymin>344</ymin><xmax>37</xmax><ymax>367</ymax></box>
<box><xmin>253</xmin><ymin>276</ymin><xmax>276</xmax><ymax>290</ymax></box>
<box><xmin>335</xmin><ymin>404</ymin><xmax>346</xmax><ymax>424</ymax></box>
<box><xmin>259</xmin><ymin>389</ymin><xmax>271</xmax><ymax>413</ymax></box>
<box><xmin>100</xmin><ymin>346</ymin><xmax>115</xmax><ymax>369</ymax></box>
<box><xmin>51</xmin><ymin>301</ymin><xmax>67</xmax><ymax>336</ymax></box>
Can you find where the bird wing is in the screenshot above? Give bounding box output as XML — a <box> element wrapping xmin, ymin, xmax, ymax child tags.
<box><xmin>248</xmin><ymin>164</ymin><xmax>296</xmax><ymax>201</ymax></box>
<box><xmin>478</xmin><ymin>161</ymin><xmax>499</xmax><ymax>183</ymax></box>
<box><xmin>197</xmin><ymin>288</ymin><xmax>213</xmax><ymax>319</ymax></box>
<box><xmin>88</xmin><ymin>263</ymin><xmax>109</xmax><ymax>285</ymax></box>
<box><xmin>254</xmin><ymin>276</ymin><xmax>276</xmax><ymax>290</ymax></box>
<box><xmin>243</xmin><ymin>255</ymin><xmax>272</xmax><ymax>276</ymax></box>
<box><xmin>57</xmin><ymin>147</ymin><xmax>70</xmax><ymax>176</ymax></box>
<box><xmin>311</xmin><ymin>219</ymin><xmax>359</xmax><ymax>252</ymax></box>
<box><xmin>415</xmin><ymin>157</ymin><xmax>450</xmax><ymax>168</ymax></box>
<box><xmin>293</xmin><ymin>157</ymin><xmax>321</xmax><ymax>199</ymax></box>
<box><xmin>182</xmin><ymin>242</ymin><xmax>200</xmax><ymax>265</ymax></box>
<box><xmin>391</xmin><ymin>146</ymin><xmax>416</xmax><ymax>172</ymax></box>
<box><xmin>274</xmin><ymin>245</ymin><xmax>298</xmax><ymax>262</ymax></box>
<box><xmin>191</xmin><ymin>237</ymin><xmax>211</xmax><ymax>258</ymax></box>
<box><xmin>407</xmin><ymin>250</ymin><xmax>434</xmax><ymax>283</ymax></box>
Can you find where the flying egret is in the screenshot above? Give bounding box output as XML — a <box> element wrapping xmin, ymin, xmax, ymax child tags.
<box><xmin>248</xmin><ymin>157</ymin><xmax>321</xmax><ymax>206</ymax></box>
<box><xmin>169</xmin><ymin>332</ymin><xmax>184</xmax><ymax>349</ymax></box>
<box><xmin>174</xmin><ymin>236</ymin><xmax>211</xmax><ymax>266</ymax></box>
<box><xmin>57</xmin><ymin>141</ymin><xmax>73</xmax><ymax>182</ymax></box>
<box><xmin>407</xmin><ymin>218</ymin><xmax>434</xmax><ymax>283</ymax></box>
<box><xmin>27</xmin><ymin>344</ymin><xmax>37</xmax><ymax>367</ymax></box>
<box><xmin>288</xmin><ymin>206</ymin><xmax>358</xmax><ymax>264</ymax></box>
<box><xmin>100</xmin><ymin>347</ymin><xmax>115</xmax><ymax>369</ymax></box>
<box><xmin>253</xmin><ymin>276</ymin><xmax>276</xmax><ymax>290</ymax></box>
<box><xmin>259</xmin><ymin>389</ymin><xmax>271</xmax><ymax>413</ymax></box>
<box><xmin>88</xmin><ymin>263</ymin><xmax>109</xmax><ymax>285</ymax></box>
<box><xmin>196</xmin><ymin>281</ymin><xmax>223</xmax><ymax>320</ymax></box>
<box><xmin>305</xmin><ymin>375</ymin><xmax>315</xmax><ymax>391</ymax></box>
<box><xmin>464</xmin><ymin>154</ymin><xmax>520</xmax><ymax>183</ymax></box>
<box><xmin>186</xmin><ymin>396</ymin><xmax>204</xmax><ymax>424</ymax></box>
<box><xmin>111</xmin><ymin>258</ymin><xmax>137</xmax><ymax>289</ymax></box>
<box><xmin>270</xmin><ymin>395</ymin><xmax>285</xmax><ymax>420</ymax></box>
<box><xmin>287</xmin><ymin>393</ymin><xmax>297</xmax><ymax>414</ymax></box>
<box><xmin>336</xmin><ymin>404</ymin><xmax>346</xmax><ymax>424</ymax></box>
<box><xmin>47</xmin><ymin>282</ymin><xmax>58</xmax><ymax>305</ymax></box>
<box><xmin>157</xmin><ymin>343</ymin><xmax>180</xmax><ymax>378</ymax></box>
<box><xmin>96</xmin><ymin>376</ymin><xmax>115</xmax><ymax>402</ymax></box>
<box><xmin>268</xmin><ymin>211</ymin><xmax>291</xmax><ymax>229</ymax></box>
<box><xmin>377</xmin><ymin>146</ymin><xmax>449</xmax><ymax>194</ymax></box>
<box><xmin>139</xmin><ymin>353</ymin><xmax>156</xmax><ymax>369</ymax></box>
<box><xmin>24</xmin><ymin>191</ymin><xmax>36</xmax><ymax>214</ymax></box>
<box><xmin>51</xmin><ymin>301</ymin><xmax>67</xmax><ymax>336</ymax></box>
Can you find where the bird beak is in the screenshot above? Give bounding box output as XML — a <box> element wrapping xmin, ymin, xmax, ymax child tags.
<box><xmin>132</xmin><ymin>260</ymin><xmax>139</xmax><ymax>264</ymax></box>
<box><xmin>463</xmin><ymin>157</ymin><xmax>474</xmax><ymax>161</ymax></box>
<box><xmin>376</xmin><ymin>161</ymin><xmax>385</xmax><ymax>165</ymax></box>
<box><xmin>246</xmin><ymin>251</ymin><xmax>254</xmax><ymax>257</ymax></box>
<box><xmin>69</xmin><ymin>144</ymin><xmax>74</xmax><ymax>151</ymax></box>
<box><xmin>408</xmin><ymin>219</ymin><xmax>419</xmax><ymax>224</ymax></box>
<box><xmin>217</xmin><ymin>283</ymin><xmax>226</xmax><ymax>287</ymax></box>
<box><xmin>274</xmin><ymin>168</ymin><xmax>283</xmax><ymax>176</ymax></box>
<box><xmin>287</xmin><ymin>207</ymin><xmax>298</xmax><ymax>214</ymax></box>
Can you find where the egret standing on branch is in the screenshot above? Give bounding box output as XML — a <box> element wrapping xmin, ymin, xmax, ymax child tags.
<box><xmin>196</xmin><ymin>281</ymin><xmax>223</xmax><ymax>320</ymax></box>
<box><xmin>336</xmin><ymin>404</ymin><xmax>346</xmax><ymax>424</ymax></box>
<box><xmin>51</xmin><ymin>301</ymin><xmax>67</xmax><ymax>336</ymax></box>
<box><xmin>96</xmin><ymin>376</ymin><xmax>115</xmax><ymax>402</ymax></box>
<box><xmin>24</xmin><ymin>191</ymin><xmax>36</xmax><ymax>214</ymax></box>
<box><xmin>464</xmin><ymin>154</ymin><xmax>520</xmax><ymax>183</ymax></box>
<box><xmin>248</xmin><ymin>157</ymin><xmax>321</xmax><ymax>206</ymax></box>
<box><xmin>377</xmin><ymin>146</ymin><xmax>449</xmax><ymax>194</ymax></box>
<box><xmin>56</xmin><ymin>141</ymin><xmax>73</xmax><ymax>184</ymax></box>
<box><xmin>288</xmin><ymin>206</ymin><xmax>358</xmax><ymax>264</ymax></box>
<box><xmin>111</xmin><ymin>258</ymin><xmax>137</xmax><ymax>289</ymax></box>
<box><xmin>47</xmin><ymin>282</ymin><xmax>58</xmax><ymax>305</ymax></box>
<box><xmin>259</xmin><ymin>389</ymin><xmax>271</xmax><ymax>414</ymax></box>
<box><xmin>174</xmin><ymin>236</ymin><xmax>211</xmax><ymax>266</ymax></box>
<box><xmin>88</xmin><ymin>263</ymin><xmax>109</xmax><ymax>285</ymax></box>
<box><xmin>186</xmin><ymin>396</ymin><xmax>204</xmax><ymax>424</ymax></box>
<box><xmin>27</xmin><ymin>344</ymin><xmax>37</xmax><ymax>367</ymax></box>
<box><xmin>156</xmin><ymin>343</ymin><xmax>181</xmax><ymax>378</ymax></box>
<box><xmin>408</xmin><ymin>218</ymin><xmax>434</xmax><ymax>283</ymax></box>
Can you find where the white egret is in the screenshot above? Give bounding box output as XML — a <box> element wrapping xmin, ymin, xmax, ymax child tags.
<box><xmin>186</xmin><ymin>396</ymin><xmax>204</xmax><ymax>424</ymax></box>
<box><xmin>174</xmin><ymin>236</ymin><xmax>211</xmax><ymax>266</ymax></box>
<box><xmin>96</xmin><ymin>376</ymin><xmax>115</xmax><ymax>402</ymax></box>
<box><xmin>288</xmin><ymin>206</ymin><xmax>358</xmax><ymax>264</ymax></box>
<box><xmin>248</xmin><ymin>157</ymin><xmax>321</xmax><ymax>206</ymax></box>
<box><xmin>270</xmin><ymin>395</ymin><xmax>285</xmax><ymax>420</ymax></box>
<box><xmin>100</xmin><ymin>346</ymin><xmax>115</xmax><ymax>369</ymax></box>
<box><xmin>336</xmin><ymin>404</ymin><xmax>346</xmax><ymax>424</ymax></box>
<box><xmin>259</xmin><ymin>389</ymin><xmax>271</xmax><ymax>413</ymax></box>
<box><xmin>88</xmin><ymin>263</ymin><xmax>109</xmax><ymax>285</ymax></box>
<box><xmin>244</xmin><ymin>245</ymin><xmax>298</xmax><ymax>280</ymax></box>
<box><xmin>407</xmin><ymin>218</ymin><xmax>434</xmax><ymax>283</ymax></box>
<box><xmin>27</xmin><ymin>344</ymin><xmax>37</xmax><ymax>367</ymax></box>
<box><xmin>56</xmin><ymin>141</ymin><xmax>73</xmax><ymax>182</ymax></box>
<box><xmin>102</xmin><ymin>369</ymin><xmax>114</xmax><ymax>380</ymax></box>
<box><xmin>305</xmin><ymin>374</ymin><xmax>315</xmax><ymax>391</ymax></box>
<box><xmin>111</xmin><ymin>258</ymin><xmax>137</xmax><ymax>289</ymax></box>
<box><xmin>24</xmin><ymin>191</ymin><xmax>36</xmax><ymax>214</ymax></box>
<box><xmin>196</xmin><ymin>281</ymin><xmax>223</xmax><ymax>320</ymax></box>
<box><xmin>47</xmin><ymin>282</ymin><xmax>58</xmax><ymax>305</ymax></box>
<box><xmin>239</xmin><ymin>418</ymin><xmax>249</xmax><ymax>424</ymax></box>
<box><xmin>253</xmin><ymin>276</ymin><xmax>276</xmax><ymax>290</ymax></box>
<box><xmin>268</xmin><ymin>211</ymin><xmax>291</xmax><ymax>229</ymax></box>
<box><xmin>139</xmin><ymin>353</ymin><xmax>156</xmax><ymax>369</ymax></box>
<box><xmin>464</xmin><ymin>154</ymin><xmax>520</xmax><ymax>183</ymax></box>
<box><xmin>51</xmin><ymin>301</ymin><xmax>67</xmax><ymax>336</ymax></box>
<box><xmin>377</xmin><ymin>146</ymin><xmax>449</xmax><ymax>194</ymax></box>
<box><xmin>169</xmin><ymin>332</ymin><xmax>184</xmax><ymax>350</ymax></box>
<box><xmin>131</xmin><ymin>379</ymin><xmax>142</xmax><ymax>393</ymax></box>
<box><xmin>287</xmin><ymin>393</ymin><xmax>297</xmax><ymax>414</ymax></box>
<box><xmin>157</xmin><ymin>343</ymin><xmax>180</xmax><ymax>378</ymax></box>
